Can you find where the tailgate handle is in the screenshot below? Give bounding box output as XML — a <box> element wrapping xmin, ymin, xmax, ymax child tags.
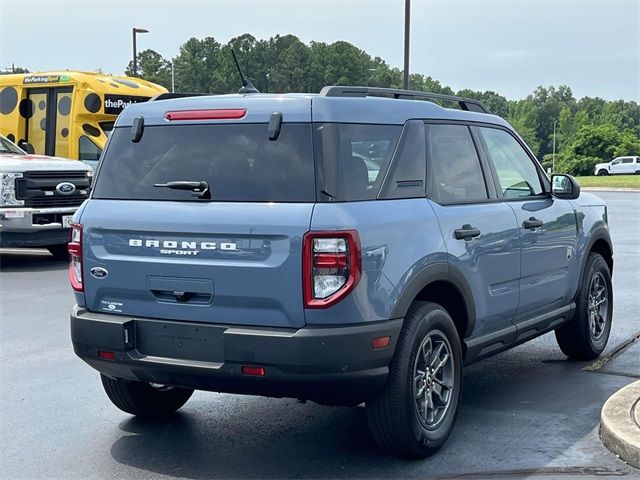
<box><xmin>150</xmin><ymin>289</ymin><xmax>212</xmax><ymax>304</ymax></box>
<box><xmin>147</xmin><ymin>277</ymin><xmax>214</xmax><ymax>305</ymax></box>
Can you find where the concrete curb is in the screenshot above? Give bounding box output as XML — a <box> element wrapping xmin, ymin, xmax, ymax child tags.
<box><xmin>582</xmin><ymin>187</ymin><xmax>640</xmax><ymax>192</ymax></box>
<box><xmin>600</xmin><ymin>380</ymin><xmax>640</xmax><ymax>469</ymax></box>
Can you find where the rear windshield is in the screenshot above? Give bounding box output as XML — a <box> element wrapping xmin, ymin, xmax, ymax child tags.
<box><xmin>93</xmin><ymin>123</ymin><xmax>315</xmax><ymax>202</ymax></box>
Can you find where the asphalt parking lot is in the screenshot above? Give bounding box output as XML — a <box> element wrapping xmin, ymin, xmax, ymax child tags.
<box><xmin>1</xmin><ymin>191</ymin><xmax>638</xmax><ymax>480</ymax></box>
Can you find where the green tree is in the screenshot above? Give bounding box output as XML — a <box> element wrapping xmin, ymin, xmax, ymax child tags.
<box><xmin>508</xmin><ymin>100</ymin><xmax>540</xmax><ymax>156</ymax></box>
<box><xmin>570</xmin><ymin>124</ymin><xmax>622</xmax><ymax>160</ymax></box>
<box><xmin>121</xmin><ymin>33</ymin><xmax>638</xmax><ymax>169</ymax></box>
<box><xmin>264</xmin><ymin>34</ymin><xmax>311</xmax><ymax>92</ymax></box>
<box><xmin>526</xmin><ymin>85</ymin><xmax>576</xmax><ymax>156</ymax></box>
<box><xmin>613</xmin><ymin>129</ymin><xmax>640</xmax><ymax>157</ymax></box>
<box><xmin>173</xmin><ymin>37</ymin><xmax>224</xmax><ymax>93</ymax></box>
<box><xmin>456</xmin><ymin>89</ymin><xmax>509</xmax><ymax>117</ymax></box>
<box><xmin>557</xmin><ymin>107</ymin><xmax>589</xmax><ymax>151</ymax></box>
<box><xmin>555</xmin><ymin>123</ymin><xmax>640</xmax><ymax>175</ymax></box>
<box><xmin>125</xmin><ymin>49</ymin><xmax>171</xmax><ymax>89</ymax></box>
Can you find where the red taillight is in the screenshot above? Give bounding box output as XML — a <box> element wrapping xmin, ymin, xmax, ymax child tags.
<box><xmin>165</xmin><ymin>109</ymin><xmax>247</xmax><ymax>121</ymax></box>
<box><xmin>241</xmin><ymin>366</ymin><xmax>266</xmax><ymax>377</ymax></box>
<box><xmin>68</xmin><ymin>222</ymin><xmax>83</xmax><ymax>292</ymax></box>
<box><xmin>98</xmin><ymin>350</ymin><xmax>115</xmax><ymax>361</ymax></box>
<box><xmin>303</xmin><ymin>230</ymin><xmax>361</xmax><ymax>309</ymax></box>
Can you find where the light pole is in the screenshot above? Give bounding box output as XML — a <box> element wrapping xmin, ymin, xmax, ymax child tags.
<box><xmin>365</xmin><ymin>68</ymin><xmax>377</xmax><ymax>86</ymax></box>
<box><xmin>552</xmin><ymin>119</ymin><xmax>558</xmax><ymax>173</ymax></box>
<box><xmin>132</xmin><ymin>27</ymin><xmax>149</xmax><ymax>77</ymax></box>
<box><xmin>171</xmin><ymin>59</ymin><xmax>175</xmax><ymax>93</ymax></box>
<box><xmin>403</xmin><ymin>0</ymin><xmax>411</xmax><ymax>90</ymax></box>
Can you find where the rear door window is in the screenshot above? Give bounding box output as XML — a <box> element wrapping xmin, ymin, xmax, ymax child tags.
<box><xmin>93</xmin><ymin>123</ymin><xmax>315</xmax><ymax>202</ymax></box>
<box><xmin>427</xmin><ymin>124</ymin><xmax>489</xmax><ymax>203</ymax></box>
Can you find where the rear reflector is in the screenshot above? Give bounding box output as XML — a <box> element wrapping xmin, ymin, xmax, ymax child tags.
<box><xmin>165</xmin><ymin>109</ymin><xmax>247</xmax><ymax>121</ymax></box>
<box><xmin>372</xmin><ymin>336</ymin><xmax>391</xmax><ymax>349</ymax></box>
<box><xmin>98</xmin><ymin>350</ymin><xmax>116</xmax><ymax>361</ymax></box>
<box><xmin>241</xmin><ymin>366</ymin><xmax>266</xmax><ymax>377</ymax></box>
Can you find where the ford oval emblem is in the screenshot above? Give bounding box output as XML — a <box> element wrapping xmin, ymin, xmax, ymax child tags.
<box><xmin>56</xmin><ymin>182</ymin><xmax>76</xmax><ymax>195</ymax></box>
<box><xmin>90</xmin><ymin>267</ymin><xmax>108</xmax><ymax>279</ymax></box>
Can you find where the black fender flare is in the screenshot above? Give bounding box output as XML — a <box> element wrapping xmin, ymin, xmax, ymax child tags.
<box><xmin>576</xmin><ymin>227</ymin><xmax>613</xmax><ymax>296</ymax></box>
<box><xmin>390</xmin><ymin>262</ymin><xmax>476</xmax><ymax>339</ymax></box>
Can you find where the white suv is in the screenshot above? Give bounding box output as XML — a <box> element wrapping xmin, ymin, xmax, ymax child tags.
<box><xmin>594</xmin><ymin>156</ymin><xmax>640</xmax><ymax>176</ymax></box>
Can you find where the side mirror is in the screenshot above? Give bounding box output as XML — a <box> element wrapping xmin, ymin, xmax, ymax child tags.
<box><xmin>18</xmin><ymin>141</ymin><xmax>35</xmax><ymax>154</ymax></box>
<box><xmin>551</xmin><ymin>174</ymin><xmax>580</xmax><ymax>200</ymax></box>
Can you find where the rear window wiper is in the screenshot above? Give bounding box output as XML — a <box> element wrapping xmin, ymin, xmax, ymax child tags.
<box><xmin>154</xmin><ymin>180</ymin><xmax>211</xmax><ymax>199</ymax></box>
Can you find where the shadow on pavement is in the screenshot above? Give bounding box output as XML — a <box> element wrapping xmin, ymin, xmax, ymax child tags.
<box><xmin>107</xmin><ymin>344</ymin><xmax>633</xmax><ymax>479</ymax></box>
<box><xmin>0</xmin><ymin>249</ymin><xmax>68</xmax><ymax>272</ymax></box>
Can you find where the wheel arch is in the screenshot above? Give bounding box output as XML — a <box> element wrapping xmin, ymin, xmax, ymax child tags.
<box><xmin>391</xmin><ymin>263</ymin><xmax>476</xmax><ymax>345</ymax></box>
<box><xmin>577</xmin><ymin>229</ymin><xmax>613</xmax><ymax>300</ymax></box>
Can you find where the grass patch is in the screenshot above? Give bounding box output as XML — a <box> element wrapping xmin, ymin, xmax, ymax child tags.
<box><xmin>575</xmin><ymin>175</ymin><xmax>640</xmax><ymax>189</ymax></box>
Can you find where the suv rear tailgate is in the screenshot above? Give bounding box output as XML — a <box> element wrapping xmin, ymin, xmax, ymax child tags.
<box><xmin>80</xmin><ymin>200</ymin><xmax>312</xmax><ymax>328</ymax></box>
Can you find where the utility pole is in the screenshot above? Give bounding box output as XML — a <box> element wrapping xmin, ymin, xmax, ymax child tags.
<box><xmin>403</xmin><ymin>0</ymin><xmax>411</xmax><ymax>90</ymax></box>
<box><xmin>171</xmin><ymin>59</ymin><xmax>175</xmax><ymax>93</ymax></box>
<box><xmin>132</xmin><ymin>27</ymin><xmax>149</xmax><ymax>77</ymax></box>
<box><xmin>552</xmin><ymin>119</ymin><xmax>558</xmax><ymax>173</ymax></box>
<box><xmin>365</xmin><ymin>68</ymin><xmax>376</xmax><ymax>86</ymax></box>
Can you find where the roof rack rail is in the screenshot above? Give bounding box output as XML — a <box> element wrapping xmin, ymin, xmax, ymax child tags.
<box><xmin>150</xmin><ymin>92</ymin><xmax>207</xmax><ymax>102</ymax></box>
<box><xmin>319</xmin><ymin>86</ymin><xmax>489</xmax><ymax>113</ymax></box>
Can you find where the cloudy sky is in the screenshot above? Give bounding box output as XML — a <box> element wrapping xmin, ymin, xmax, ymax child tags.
<box><xmin>1</xmin><ymin>0</ymin><xmax>638</xmax><ymax>100</ymax></box>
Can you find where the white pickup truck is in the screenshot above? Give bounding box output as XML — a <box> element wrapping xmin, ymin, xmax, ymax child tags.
<box><xmin>594</xmin><ymin>156</ymin><xmax>640</xmax><ymax>176</ymax></box>
<box><xmin>0</xmin><ymin>135</ymin><xmax>93</xmax><ymax>257</ymax></box>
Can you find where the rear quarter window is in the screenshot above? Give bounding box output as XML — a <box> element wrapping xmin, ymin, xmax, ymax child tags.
<box><xmin>314</xmin><ymin>123</ymin><xmax>401</xmax><ymax>201</ymax></box>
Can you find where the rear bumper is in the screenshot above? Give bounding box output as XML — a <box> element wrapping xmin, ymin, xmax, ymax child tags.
<box><xmin>70</xmin><ymin>305</ymin><xmax>403</xmax><ymax>405</ymax></box>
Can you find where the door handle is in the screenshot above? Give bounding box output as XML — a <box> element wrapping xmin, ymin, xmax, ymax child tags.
<box><xmin>523</xmin><ymin>217</ymin><xmax>544</xmax><ymax>230</ymax></box>
<box><xmin>454</xmin><ymin>224</ymin><xmax>481</xmax><ymax>240</ymax></box>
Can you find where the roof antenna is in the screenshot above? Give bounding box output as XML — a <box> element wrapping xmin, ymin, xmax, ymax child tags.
<box><xmin>231</xmin><ymin>49</ymin><xmax>259</xmax><ymax>94</ymax></box>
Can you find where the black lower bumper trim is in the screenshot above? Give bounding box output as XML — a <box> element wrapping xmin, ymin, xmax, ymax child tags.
<box><xmin>70</xmin><ymin>306</ymin><xmax>403</xmax><ymax>405</ymax></box>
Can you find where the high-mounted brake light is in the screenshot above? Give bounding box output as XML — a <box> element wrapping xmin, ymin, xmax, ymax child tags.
<box><xmin>303</xmin><ymin>230</ymin><xmax>361</xmax><ymax>309</ymax></box>
<box><xmin>68</xmin><ymin>222</ymin><xmax>83</xmax><ymax>292</ymax></box>
<box><xmin>165</xmin><ymin>109</ymin><xmax>247</xmax><ymax>121</ymax></box>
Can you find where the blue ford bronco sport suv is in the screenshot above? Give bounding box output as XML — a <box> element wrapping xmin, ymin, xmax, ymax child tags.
<box><xmin>70</xmin><ymin>86</ymin><xmax>613</xmax><ymax>457</ymax></box>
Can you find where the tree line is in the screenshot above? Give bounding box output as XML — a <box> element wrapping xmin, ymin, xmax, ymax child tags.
<box><xmin>12</xmin><ymin>33</ymin><xmax>639</xmax><ymax>176</ymax></box>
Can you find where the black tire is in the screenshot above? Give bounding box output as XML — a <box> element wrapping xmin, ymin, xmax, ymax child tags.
<box><xmin>101</xmin><ymin>374</ymin><xmax>194</xmax><ymax>418</ymax></box>
<box><xmin>555</xmin><ymin>252</ymin><xmax>612</xmax><ymax>360</ymax></box>
<box><xmin>597</xmin><ymin>170</ymin><xmax>609</xmax><ymax>176</ymax></box>
<box><xmin>47</xmin><ymin>244</ymin><xmax>68</xmax><ymax>260</ymax></box>
<box><xmin>366</xmin><ymin>301</ymin><xmax>463</xmax><ymax>457</ymax></box>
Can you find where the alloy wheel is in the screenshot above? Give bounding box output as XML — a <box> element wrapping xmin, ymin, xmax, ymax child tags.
<box><xmin>412</xmin><ymin>330</ymin><xmax>455</xmax><ymax>429</ymax></box>
<box><xmin>588</xmin><ymin>271</ymin><xmax>608</xmax><ymax>340</ymax></box>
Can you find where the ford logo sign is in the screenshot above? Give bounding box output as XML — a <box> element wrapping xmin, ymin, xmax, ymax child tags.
<box><xmin>56</xmin><ymin>182</ymin><xmax>76</xmax><ymax>195</ymax></box>
<box><xmin>90</xmin><ymin>267</ymin><xmax>109</xmax><ymax>279</ymax></box>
